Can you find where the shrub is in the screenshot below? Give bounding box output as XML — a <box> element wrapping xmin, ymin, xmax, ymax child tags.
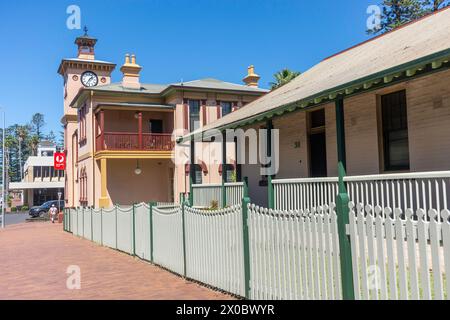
<box><xmin>22</xmin><ymin>206</ymin><xmax>29</xmax><ymax>211</ymax></box>
<box><xmin>209</xmin><ymin>200</ymin><xmax>219</xmax><ymax>210</ymax></box>
<box><xmin>11</xmin><ymin>207</ymin><xmax>17</xmax><ymax>212</ymax></box>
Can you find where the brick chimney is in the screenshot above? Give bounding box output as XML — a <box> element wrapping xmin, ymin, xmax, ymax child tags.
<box><xmin>120</xmin><ymin>54</ymin><xmax>142</xmax><ymax>89</ymax></box>
<box><xmin>243</xmin><ymin>65</ymin><xmax>260</xmax><ymax>87</ymax></box>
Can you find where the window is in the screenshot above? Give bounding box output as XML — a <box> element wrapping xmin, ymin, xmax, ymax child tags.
<box><xmin>149</xmin><ymin>119</ymin><xmax>163</xmax><ymax>134</ymax></box>
<box><xmin>79</xmin><ymin>167</ymin><xmax>88</xmax><ymax>205</ymax></box>
<box><xmin>221</xmin><ymin>102</ymin><xmax>232</xmax><ymax>117</ymax></box>
<box><xmin>381</xmin><ymin>90</ymin><xmax>410</xmax><ymax>171</ymax></box>
<box><xmin>79</xmin><ymin>104</ymin><xmax>87</xmax><ymax>145</ymax></box>
<box><xmin>193</xmin><ymin>164</ymin><xmax>203</xmax><ymax>184</ymax></box>
<box><xmin>223</xmin><ymin>164</ymin><xmax>235</xmax><ymax>183</ymax></box>
<box><xmin>189</xmin><ymin>100</ymin><xmax>200</xmax><ymax>132</ymax></box>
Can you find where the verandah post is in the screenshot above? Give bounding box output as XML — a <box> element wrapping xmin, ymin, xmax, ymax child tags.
<box><xmin>189</xmin><ymin>136</ymin><xmax>195</xmax><ymax>206</ymax></box>
<box><xmin>241</xmin><ymin>176</ymin><xmax>251</xmax><ymax>299</ymax></box>
<box><xmin>149</xmin><ymin>201</ymin><xmax>157</xmax><ymax>262</ymax></box>
<box><xmin>266</xmin><ymin>120</ymin><xmax>275</xmax><ymax>209</ymax></box>
<box><xmin>335</xmin><ymin>97</ymin><xmax>355</xmax><ymax>300</ymax></box>
<box><xmin>221</xmin><ymin>130</ymin><xmax>227</xmax><ymax>208</ymax></box>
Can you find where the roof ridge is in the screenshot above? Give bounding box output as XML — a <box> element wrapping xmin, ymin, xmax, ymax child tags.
<box><xmin>323</xmin><ymin>5</ymin><xmax>450</xmax><ymax>62</ymax></box>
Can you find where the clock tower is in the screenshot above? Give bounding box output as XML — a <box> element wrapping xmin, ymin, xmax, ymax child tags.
<box><xmin>57</xmin><ymin>28</ymin><xmax>116</xmax><ymax>207</ymax></box>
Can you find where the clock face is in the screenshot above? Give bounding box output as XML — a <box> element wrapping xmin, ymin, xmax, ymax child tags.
<box><xmin>81</xmin><ymin>71</ymin><xmax>98</xmax><ymax>87</ymax></box>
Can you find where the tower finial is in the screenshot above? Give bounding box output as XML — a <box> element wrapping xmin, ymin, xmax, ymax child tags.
<box><xmin>83</xmin><ymin>26</ymin><xmax>88</xmax><ymax>36</ymax></box>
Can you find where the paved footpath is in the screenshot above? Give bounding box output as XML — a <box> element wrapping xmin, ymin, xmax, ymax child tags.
<box><xmin>0</xmin><ymin>222</ymin><xmax>233</xmax><ymax>300</ymax></box>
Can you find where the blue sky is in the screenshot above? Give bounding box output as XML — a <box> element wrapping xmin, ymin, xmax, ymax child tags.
<box><xmin>0</xmin><ymin>0</ymin><xmax>377</xmax><ymax>134</ymax></box>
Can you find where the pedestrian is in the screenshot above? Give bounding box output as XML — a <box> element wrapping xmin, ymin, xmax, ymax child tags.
<box><xmin>49</xmin><ymin>204</ymin><xmax>58</xmax><ymax>224</ymax></box>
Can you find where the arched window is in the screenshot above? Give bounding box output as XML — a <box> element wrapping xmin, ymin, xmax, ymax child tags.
<box><xmin>79</xmin><ymin>167</ymin><xmax>88</xmax><ymax>206</ymax></box>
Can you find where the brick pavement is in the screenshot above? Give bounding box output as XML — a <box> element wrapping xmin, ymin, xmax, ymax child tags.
<box><xmin>0</xmin><ymin>222</ymin><xmax>234</xmax><ymax>300</ymax></box>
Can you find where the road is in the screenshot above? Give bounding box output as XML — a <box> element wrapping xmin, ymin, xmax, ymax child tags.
<box><xmin>3</xmin><ymin>212</ymin><xmax>29</xmax><ymax>226</ymax></box>
<box><xmin>0</xmin><ymin>222</ymin><xmax>233</xmax><ymax>300</ymax></box>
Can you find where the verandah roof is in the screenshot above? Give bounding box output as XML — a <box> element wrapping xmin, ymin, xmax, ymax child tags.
<box><xmin>182</xmin><ymin>7</ymin><xmax>450</xmax><ymax>141</ymax></box>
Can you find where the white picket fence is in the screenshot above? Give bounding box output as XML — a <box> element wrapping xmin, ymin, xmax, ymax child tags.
<box><xmin>185</xmin><ymin>205</ymin><xmax>245</xmax><ymax>296</ymax></box>
<box><xmin>152</xmin><ymin>205</ymin><xmax>184</xmax><ymax>275</ymax></box>
<box><xmin>248</xmin><ymin>204</ymin><xmax>341</xmax><ymax>300</ymax></box>
<box><xmin>192</xmin><ymin>182</ymin><xmax>244</xmax><ymax>208</ymax></box>
<box><xmin>274</xmin><ymin>171</ymin><xmax>450</xmax><ymax>216</ymax></box>
<box><xmin>64</xmin><ymin>193</ymin><xmax>450</xmax><ymax>300</ymax></box>
<box><xmin>349</xmin><ymin>202</ymin><xmax>450</xmax><ymax>300</ymax></box>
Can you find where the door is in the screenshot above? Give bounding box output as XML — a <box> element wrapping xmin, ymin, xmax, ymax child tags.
<box><xmin>309</xmin><ymin>132</ymin><xmax>327</xmax><ymax>177</ymax></box>
<box><xmin>149</xmin><ymin>120</ymin><xmax>163</xmax><ymax>133</ymax></box>
<box><xmin>308</xmin><ymin>109</ymin><xmax>327</xmax><ymax>178</ymax></box>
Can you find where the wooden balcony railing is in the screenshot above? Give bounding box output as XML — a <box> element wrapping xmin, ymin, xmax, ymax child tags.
<box><xmin>96</xmin><ymin>132</ymin><xmax>174</xmax><ymax>152</ymax></box>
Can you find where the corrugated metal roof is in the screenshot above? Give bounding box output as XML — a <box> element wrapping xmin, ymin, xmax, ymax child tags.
<box><xmin>187</xmin><ymin>7</ymin><xmax>450</xmax><ymax>137</ymax></box>
<box><xmin>91</xmin><ymin>83</ymin><xmax>169</xmax><ymax>94</ymax></box>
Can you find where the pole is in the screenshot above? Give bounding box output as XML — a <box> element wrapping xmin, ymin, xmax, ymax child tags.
<box><xmin>221</xmin><ymin>130</ymin><xmax>227</xmax><ymax>208</ymax></box>
<box><xmin>1</xmin><ymin>109</ymin><xmax>5</xmax><ymax>228</ymax></box>
<box><xmin>335</xmin><ymin>97</ymin><xmax>355</xmax><ymax>300</ymax></box>
<box><xmin>266</xmin><ymin>120</ymin><xmax>274</xmax><ymax>209</ymax></box>
<box><xmin>241</xmin><ymin>176</ymin><xmax>251</xmax><ymax>299</ymax></box>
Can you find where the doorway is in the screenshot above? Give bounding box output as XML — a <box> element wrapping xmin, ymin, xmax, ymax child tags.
<box><xmin>308</xmin><ymin>109</ymin><xmax>327</xmax><ymax>178</ymax></box>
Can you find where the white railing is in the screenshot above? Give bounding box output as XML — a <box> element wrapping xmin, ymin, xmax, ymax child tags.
<box><xmin>185</xmin><ymin>205</ymin><xmax>245</xmax><ymax>297</ymax></box>
<box><xmin>192</xmin><ymin>182</ymin><xmax>244</xmax><ymax>208</ymax></box>
<box><xmin>273</xmin><ymin>171</ymin><xmax>450</xmax><ymax>214</ymax></box>
<box><xmin>192</xmin><ymin>183</ymin><xmax>221</xmax><ymax>207</ymax></box>
<box><xmin>349</xmin><ymin>202</ymin><xmax>450</xmax><ymax>300</ymax></box>
<box><xmin>273</xmin><ymin>177</ymin><xmax>338</xmax><ymax>211</ymax></box>
<box><xmin>345</xmin><ymin>171</ymin><xmax>450</xmax><ymax>220</ymax></box>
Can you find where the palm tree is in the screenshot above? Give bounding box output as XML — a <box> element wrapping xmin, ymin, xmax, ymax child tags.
<box><xmin>270</xmin><ymin>69</ymin><xmax>301</xmax><ymax>90</ymax></box>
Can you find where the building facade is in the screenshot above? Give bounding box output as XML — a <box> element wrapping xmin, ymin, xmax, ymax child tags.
<box><xmin>184</xmin><ymin>8</ymin><xmax>450</xmax><ymax>207</ymax></box>
<box><xmin>9</xmin><ymin>142</ymin><xmax>65</xmax><ymax>207</ymax></box>
<box><xmin>59</xmin><ymin>33</ymin><xmax>267</xmax><ymax>208</ymax></box>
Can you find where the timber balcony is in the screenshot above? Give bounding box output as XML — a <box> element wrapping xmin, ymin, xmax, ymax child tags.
<box><xmin>96</xmin><ymin>132</ymin><xmax>174</xmax><ymax>152</ymax></box>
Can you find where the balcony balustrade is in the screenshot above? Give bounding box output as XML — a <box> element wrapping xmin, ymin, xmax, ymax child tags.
<box><xmin>96</xmin><ymin>132</ymin><xmax>173</xmax><ymax>152</ymax></box>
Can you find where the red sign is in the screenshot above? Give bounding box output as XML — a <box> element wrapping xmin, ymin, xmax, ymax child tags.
<box><xmin>54</xmin><ymin>152</ymin><xmax>66</xmax><ymax>170</ymax></box>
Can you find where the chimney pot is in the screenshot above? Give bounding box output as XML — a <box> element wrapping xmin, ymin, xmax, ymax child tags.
<box><xmin>120</xmin><ymin>53</ymin><xmax>142</xmax><ymax>89</ymax></box>
<box><xmin>243</xmin><ymin>64</ymin><xmax>260</xmax><ymax>88</ymax></box>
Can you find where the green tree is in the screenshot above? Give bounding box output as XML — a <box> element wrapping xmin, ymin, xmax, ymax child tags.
<box><xmin>368</xmin><ymin>0</ymin><xmax>427</xmax><ymax>34</ymax></box>
<box><xmin>422</xmin><ymin>0</ymin><xmax>449</xmax><ymax>11</ymax></box>
<box><xmin>30</xmin><ymin>113</ymin><xmax>45</xmax><ymax>140</ymax></box>
<box><xmin>270</xmin><ymin>69</ymin><xmax>301</xmax><ymax>90</ymax></box>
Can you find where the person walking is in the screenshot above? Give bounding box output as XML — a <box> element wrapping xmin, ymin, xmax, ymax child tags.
<box><xmin>49</xmin><ymin>204</ymin><xmax>58</xmax><ymax>224</ymax></box>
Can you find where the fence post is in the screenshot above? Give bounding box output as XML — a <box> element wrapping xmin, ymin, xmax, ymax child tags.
<box><xmin>181</xmin><ymin>197</ymin><xmax>187</xmax><ymax>278</ymax></box>
<box><xmin>82</xmin><ymin>207</ymin><xmax>85</xmax><ymax>238</ymax></box>
<box><xmin>241</xmin><ymin>176</ymin><xmax>251</xmax><ymax>299</ymax></box>
<box><xmin>91</xmin><ymin>207</ymin><xmax>93</xmax><ymax>240</ymax></box>
<box><xmin>336</xmin><ymin>162</ymin><xmax>355</xmax><ymax>300</ymax></box>
<box><xmin>115</xmin><ymin>205</ymin><xmax>118</xmax><ymax>249</ymax></box>
<box><xmin>149</xmin><ymin>201</ymin><xmax>156</xmax><ymax>262</ymax></box>
<box><xmin>132</xmin><ymin>203</ymin><xmax>136</xmax><ymax>256</ymax></box>
<box><xmin>100</xmin><ymin>207</ymin><xmax>103</xmax><ymax>246</ymax></box>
